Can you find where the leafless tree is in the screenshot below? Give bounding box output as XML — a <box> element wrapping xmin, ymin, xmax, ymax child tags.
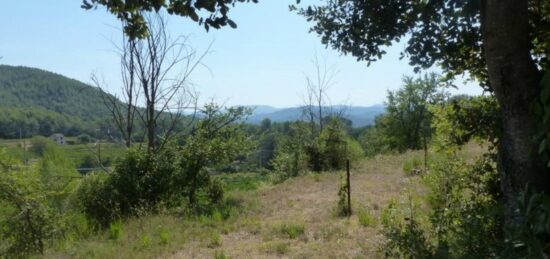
<box><xmin>301</xmin><ymin>54</ymin><xmax>341</xmax><ymax>135</ymax></box>
<box><xmin>133</xmin><ymin>13</ymin><xmax>206</xmax><ymax>150</ymax></box>
<box><xmin>92</xmin><ymin>35</ymin><xmax>140</xmax><ymax>148</ymax></box>
<box><xmin>95</xmin><ymin>13</ymin><xmax>207</xmax><ymax>151</ymax></box>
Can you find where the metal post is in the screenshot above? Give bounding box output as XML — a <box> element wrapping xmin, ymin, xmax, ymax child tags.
<box><xmin>346</xmin><ymin>159</ymin><xmax>351</xmax><ymax>216</ymax></box>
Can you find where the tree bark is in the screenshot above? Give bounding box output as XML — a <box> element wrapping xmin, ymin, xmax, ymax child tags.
<box><xmin>482</xmin><ymin>0</ymin><xmax>550</xmax><ymax>225</ymax></box>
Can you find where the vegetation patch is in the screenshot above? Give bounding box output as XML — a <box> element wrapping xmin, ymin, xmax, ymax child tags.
<box><xmin>274</xmin><ymin>222</ymin><xmax>305</xmax><ymax>239</ymax></box>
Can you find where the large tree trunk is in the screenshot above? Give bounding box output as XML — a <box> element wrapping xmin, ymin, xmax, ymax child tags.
<box><xmin>482</xmin><ymin>0</ymin><xmax>550</xmax><ymax>225</ymax></box>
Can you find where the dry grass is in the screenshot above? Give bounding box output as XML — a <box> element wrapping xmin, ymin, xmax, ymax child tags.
<box><xmin>44</xmin><ymin>143</ymin><xmax>485</xmax><ymax>259</ymax></box>
<box><xmin>166</xmin><ymin>150</ymin><xmax>432</xmax><ymax>259</ymax></box>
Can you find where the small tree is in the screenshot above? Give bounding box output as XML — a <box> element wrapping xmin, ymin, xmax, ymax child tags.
<box><xmin>178</xmin><ymin>103</ymin><xmax>252</xmax><ymax>209</ymax></box>
<box><xmin>378</xmin><ymin>73</ymin><xmax>447</xmax><ymax>170</ymax></box>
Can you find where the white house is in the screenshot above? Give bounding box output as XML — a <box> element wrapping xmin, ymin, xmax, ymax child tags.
<box><xmin>49</xmin><ymin>133</ymin><xmax>66</xmax><ymax>145</ymax></box>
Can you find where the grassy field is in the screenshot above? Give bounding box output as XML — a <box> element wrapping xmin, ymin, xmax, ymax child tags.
<box><xmin>40</xmin><ymin>143</ymin><xmax>485</xmax><ymax>259</ymax></box>
<box><xmin>0</xmin><ymin>138</ymin><xmax>126</xmax><ymax>170</ymax></box>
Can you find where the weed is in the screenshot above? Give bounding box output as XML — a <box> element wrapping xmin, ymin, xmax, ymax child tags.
<box><xmin>262</xmin><ymin>241</ymin><xmax>291</xmax><ymax>255</ymax></box>
<box><xmin>211</xmin><ymin>209</ymin><xmax>223</xmax><ymax>223</ymax></box>
<box><xmin>275</xmin><ymin>223</ymin><xmax>305</xmax><ymax>239</ymax></box>
<box><xmin>108</xmin><ymin>221</ymin><xmax>123</xmax><ymax>240</ymax></box>
<box><xmin>207</xmin><ymin>232</ymin><xmax>222</xmax><ymax>248</ymax></box>
<box><xmin>358</xmin><ymin>210</ymin><xmax>377</xmax><ymax>227</ymax></box>
<box><xmin>138</xmin><ymin>234</ymin><xmax>152</xmax><ymax>249</ymax></box>
<box><xmin>402</xmin><ymin>156</ymin><xmax>423</xmax><ymax>175</ymax></box>
<box><xmin>158</xmin><ymin>229</ymin><xmax>169</xmax><ymax>245</ymax></box>
<box><xmin>214</xmin><ymin>250</ymin><xmax>230</xmax><ymax>259</ymax></box>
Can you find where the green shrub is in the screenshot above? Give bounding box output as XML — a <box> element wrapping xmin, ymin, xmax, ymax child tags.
<box><xmin>158</xmin><ymin>229</ymin><xmax>170</xmax><ymax>245</ymax></box>
<box><xmin>208</xmin><ymin>178</ymin><xmax>225</xmax><ymax>204</ymax></box>
<box><xmin>138</xmin><ymin>234</ymin><xmax>152</xmax><ymax>249</ymax></box>
<box><xmin>0</xmin><ymin>148</ymin><xmax>85</xmax><ymax>257</ymax></box>
<box><xmin>358</xmin><ymin>210</ymin><xmax>377</xmax><ymax>227</ymax></box>
<box><xmin>0</xmin><ymin>166</ymin><xmax>54</xmax><ymax>257</ymax></box>
<box><xmin>318</xmin><ymin>119</ymin><xmax>365</xmax><ymax>171</ymax></box>
<box><xmin>380</xmin><ymin>154</ymin><xmax>503</xmax><ymax>259</ymax></box>
<box><xmin>275</xmin><ymin>223</ymin><xmax>305</xmax><ymax>239</ymax></box>
<box><xmin>262</xmin><ymin>241</ymin><xmax>291</xmax><ymax>255</ymax></box>
<box><xmin>108</xmin><ymin>221</ymin><xmax>123</xmax><ymax>240</ymax></box>
<box><xmin>77</xmin><ymin>134</ymin><xmax>92</xmax><ymax>144</ymax></box>
<box><xmin>214</xmin><ymin>250</ymin><xmax>229</xmax><ymax>259</ymax></box>
<box><xmin>380</xmin><ymin>199</ymin><xmax>433</xmax><ymax>259</ymax></box>
<box><xmin>402</xmin><ymin>156</ymin><xmax>422</xmax><ymax>175</ymax></box>
<box><xmin>78</xmin><ymin>147</ymin><xmax>181</xmax><ymax>225</ymax></box>
<box><xmin>424</xmin><ymin>154</ymin><xmax>503</xmax><ymax>258</ymax></box>
<box><xmin>30</xmin><ymin>136</ymin><xmax>54</xmax><ymax>156</ymax></box>
<box><xmin>335</xmin><ymin>172</ymin><xmax>351</xmax><ymax>217</ymax></box>
<box><xmin>76</xmin><ymin>171</ymin><xmax>120</xmax><ymax>226</ymax></box>
<box><xmin>207</xmin><ymin>232</ymin><xmax>222</xmax><ymax>248</ymax></box>
<box><xmin>271</xmin><ymin>123</ymin><xmax>311</xmax><ymax>176</ymax></box>
<box><xmin>502</xmin><ymin>188</ymin><xmax>550</xmax><ymax>258</ymax></box>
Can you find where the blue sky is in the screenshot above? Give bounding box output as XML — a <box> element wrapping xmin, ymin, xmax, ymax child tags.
<box><xmin>0</xmin><ymin>0</ymin><xmax>482</xmax><ymax>107</ymax></box>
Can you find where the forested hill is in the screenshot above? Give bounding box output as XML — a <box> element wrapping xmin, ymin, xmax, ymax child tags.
<box><xmin>0</xmin><ymin>65</ymin><xmax>114</xmax><ymax>138</ymax></box>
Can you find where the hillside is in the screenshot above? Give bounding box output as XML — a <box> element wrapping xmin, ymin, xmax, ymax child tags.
<box><xmin>246</xmin><ymin>104</ymin><xmax>385</xmax><ymax>127</ymax></box>
<box><xmin>0</xmin><ymin>65</ymin><xmax>114</xmax><ymax>138</ymax></box>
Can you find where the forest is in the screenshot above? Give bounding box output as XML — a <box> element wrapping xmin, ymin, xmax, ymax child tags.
<box><xmin>1</xmin><ymin>0</ymin><xmax>550</xmax><ymax>258</ymax></box>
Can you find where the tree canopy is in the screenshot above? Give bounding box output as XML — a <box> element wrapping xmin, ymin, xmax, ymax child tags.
<box><xmin>82</xmin><ymin>0</ymin><xmax>258</xmax><ymax>38</ymax></box>
<box><xmin>293</xmin><ymin>0</ymin><xmax>550</xmax><ymax>90</ymax></box>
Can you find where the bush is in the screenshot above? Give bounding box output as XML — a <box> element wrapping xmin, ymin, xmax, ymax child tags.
<box><xmin>208</xmin><ymin>178</ymin><xmax>225</xmax><ymax>205</ymax></box>
<box><xmin>358</xmin><ymin>209</ymin><xmax>377</xmax><ymax>227</ymax></box>
<box><xmin>335</xmin><ymin>173</ymin><xmax>351</xmax><ymax>217</ymax></box>
<box><xmin>424</xmin><ymin>154</ymin><xmax>503</xmax><ymax>258</ymax></box>
<box><xmin>0</xmin><ymin>166</ymin><xmax>54</xmax><ymax>257</ymax></box>
<box><xmin>380</xmin><ymin>199</ymin><xmax>433</xmax><ymax>259</ymax></box>
<box><xmin>318</xmin><ymin>119</ymin><xmax>364</xmax><ymax>171</ymax></box>
<box><xmin>79</xmin><ymin>154</ymin><xmax>98</xmax><ymax>168</ymax></box>
<box><xmin>76</xmin><ymin>171</ymin><xmax>120</xmax><ymax>226</ymax></box>
<box><xmin>77</xmin><ymin>134</ymin><xmax>92</xmax><ymax>144</ymax></box>
<box><xmin>402</xmin><ymin>156</ymin><xmax>423</xmax><ymax>175</ymax></box>
<box><xmin>78</xmin><ymin>148</ymin><xmax>180</xmax><ymax>225</ymax></box>
<box><xmin>30</xmin><ymin>136</ymin><xmax>54</xmax><ymax>156</ymax></box>
<box><xmin>0</xmin><ymin>148</ymin><xmax>86</xmax><ymax>257</ymax></box>
<box><xmin>380</xmin><ymin>154</ymin><xmax>503</xmax><ymax>258</ymax></box>
<box><xmin>274</xmin><ymin>223</ymin><xmax>305</xmax><ymax>239</ymax></box>
<box><xmin>502</xmin><ymin>189</ymin><xmax>550</xmax><ymax>258</ymax></box>
<box><xmin>207</xmin><ymin>232</ymin><xmax>222</xmax><ymax>248</ymax></box>
<box><xmin>108</xmin><ymin>221</ymin><xmax>123</xmax><ymax>240</ymax></box>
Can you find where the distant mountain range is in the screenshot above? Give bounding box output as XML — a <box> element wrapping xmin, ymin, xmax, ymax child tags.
<box><xmin>244</xmin><ymin>104</ymin><xmax>385</xmax><ymax>128</ymax></box>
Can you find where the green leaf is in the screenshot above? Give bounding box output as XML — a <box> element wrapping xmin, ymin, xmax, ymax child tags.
<box><xmin>227</xmin><ymin>19</ymin><xmax>237</xmax><ymax>29</ymax></box>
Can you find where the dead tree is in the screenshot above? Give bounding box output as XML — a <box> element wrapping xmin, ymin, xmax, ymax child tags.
<box><xmin>96</xmin><ymin>13</ymin><xmax>207</xmax><ymax>151</ymax></box>
<box><xmin>301</xmin><ymin>54</ymin><xmax>340</xmax><ymax>135</ymax></box>
<box><xmin>93</xmin><ymin>32</ymin><xmax>140</xmax><ymax>148</ymax></box>
<box><xmin>133</xmin><ymin>14</ymin><xmax>205</xmax><ymax>150</ymax></box>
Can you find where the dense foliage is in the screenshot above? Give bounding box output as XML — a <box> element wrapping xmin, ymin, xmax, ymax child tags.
<box><xmin>78</xmin><ymin>104</ymin><xmax>251</xmax><ymax>225</ymax></box>
<box><xmin>377</xmin><ymin>74</ymin><xmax>446</xmax><ymax>152</ymax></box>
<box><xmin>0</xmin><ymin>65</ymin><xmax>193</xmax><ymax>141</ymax></box>
<box><xmin>0</xmin><ymin>146</ymin><xmax>87</xmax><ymax>257</ymax></box>
<box><xmin>380</xmin><ymin>94</ymin><xmax>504</xmax><ymax>258</ymax></box>
<box><xmin>0</xmin><ymin>65</ymin><xmax>116</xmax><ymax>138</ymax></box>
